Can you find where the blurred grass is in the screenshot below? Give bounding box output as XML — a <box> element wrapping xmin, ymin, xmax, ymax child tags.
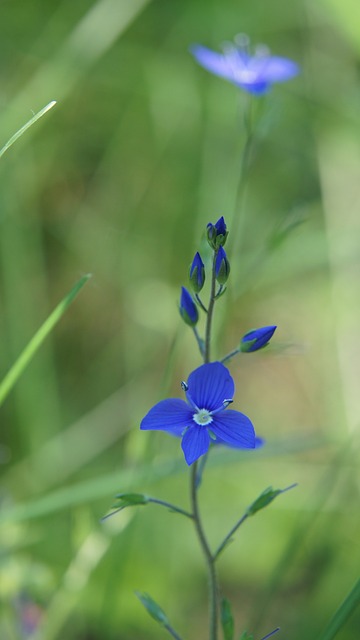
<box><xmin>0</xmin><ymin>0</ymin><xmax>359</xmax><ymax>639</ymax></box>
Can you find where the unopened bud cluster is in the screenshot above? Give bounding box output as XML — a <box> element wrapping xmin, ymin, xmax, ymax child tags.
<box><xmin>179</xmin><ymin>217</ymin><xmax>230</xmax><ymax>326</ymax></box>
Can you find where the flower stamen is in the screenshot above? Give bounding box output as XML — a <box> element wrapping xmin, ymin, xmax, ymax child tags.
<box><xmin>193</xmin><ymin>409</ymin><xmax>213</xmax><ymax>426</ymax></box>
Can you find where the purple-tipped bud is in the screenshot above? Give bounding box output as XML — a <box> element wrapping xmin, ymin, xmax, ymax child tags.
<box><xmin>215</xmin><ymin>246</ymin><xmax>230</xmax><ymax>284</ymax></box>
<box><xmin>189</xmin><ymin>252</ymin><xmax>205</xmax><ymax>293</ymax></box>
<box><xmin>207</xmin><ymin>216</ymin><xmax>228</xmax><ymax>250</ymax></box>
<box><xmin>240</xmin><ymin>325</ymin><xmax>277</xmax><ymax>352</ymax></box>
<box><xmin>179</xmin><ymin>286</ymin><xmax>199</xmax><ymax>326</ymax></box>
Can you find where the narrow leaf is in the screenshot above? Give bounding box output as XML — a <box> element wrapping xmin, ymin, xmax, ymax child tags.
<box><xmin>135</xmin><ymin>592</ymin><xmax>169</xmax><ymax>625</ymax></box>
<box><xmin>0</xmin><ymin>274</ymin><xmax>91</xmax><ymax>408</ymax></box>
<box><xmin>221</xmin><ymin>598</ymin><xmax>234</xmax><ymax>640</ymax></box>
<box><xmin>317</xmin><ymin>578</ymin><xmax>360</xmax><ymax>640</ymax></box>
<box><xmin>246</xmin><ymin>484</ymin><xmax>297</xmax><ymax>517</ymax></box>
<box><xmin>0</xmin><ymin>101</ymin><xmax>56</xmax><ymax>160</ymax></box>
<box><xmin>114</xmin><ymin>493</ymin><xmax>150</xmax><ymax>507</ymax></box>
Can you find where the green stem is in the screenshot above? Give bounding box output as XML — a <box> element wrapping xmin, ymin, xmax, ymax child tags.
<box><xmin>213</xmin><ymin>512</ymin><xmax>249</xmax><ymax>561</ymax></box>
<box><xmin>190</xmin><ymin>461</ymin><xmax>218</xmax><ymax>640</ymax></box>
<box><xmin>229</xmin><ymin>95</ymin><xmax>255</xmax><ymax>260</ymax></box>
<box><xmin>164</xmin><ymin>622</ymin><xmax>184</xmax><ymax>640</ymax></box>
<box><xmin>220</xmin><ymin>347</ymin><xmax>241</xmax><ymax>365</ymax></box>
<box><xmin>204</xmin><ymin>253</ymin><xmax>217</xmax><ymax>364</ymax></box>
<box><xmin>147</xmin><ymin>498</ymin><xmax>193</xmax><ymax>519</ymax></box>
<box><xmin>195</xmin><ymin>294</ymin><xmax>208</xmax><ymax>313</ymax></box>
<box><xmin>192</xmin><ymin>326</ymin><xmax>205</xmax><ymax>359</ymax></box>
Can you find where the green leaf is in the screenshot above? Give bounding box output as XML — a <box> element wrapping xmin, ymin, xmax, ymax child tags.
<box><xmin>246</xmin><ymin>484</ymin><xmax>297</xmax><ymax>517</ymax></box>
<box><xmin>317</xmin><ymin>578</ymin><xmax>360</xmax><ymax>640</ymax></box>
<box><xmin>221</xmin><ymin>598</ymin><xmax>234</xmax><ymax>640</ymax></box>
<box><xmin>239</xmin><ymin>632</ymin><xmax>254</xmax><ymax>640</ymax></box>
<box><xmin>114</xmin><ymin>493</ymin><xmax>150</xmax><ymax>508</ymax></box>
<box><xmin>0</xmin><ymin>101</ymin><xmax>56</xmax><ymax>160</ymax></box>
<box><xmin>0</xmin><ymin>274</ymin><xmax>91</xmax><ymax>409</ymax></box>
<box><xmin>135</xmin><ymin>591</ymin><xmax>169</xmax><ymax>625</ymax></box>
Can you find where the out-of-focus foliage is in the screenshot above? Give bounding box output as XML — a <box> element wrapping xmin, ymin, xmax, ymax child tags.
<box><xmin>0</xmin><ymin>0</ymin><xmax>359</xmax><ymax>639</ymax></box>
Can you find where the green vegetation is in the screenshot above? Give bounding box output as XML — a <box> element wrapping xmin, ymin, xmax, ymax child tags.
<box><xmin>0</xmin><ymin>1</ymin><xmax>359</xmax><ymax>638</ymax></box>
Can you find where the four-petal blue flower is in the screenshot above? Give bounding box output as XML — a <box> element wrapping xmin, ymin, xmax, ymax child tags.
<box><xmin>140</xmin><ymin>362</ymin><xmax>255</xmax><ymax>465</ymax></box>
<box><xmin>190</xmin><ymin>42</ymin><xmax>299</xmax><ymax>95</ymax></box>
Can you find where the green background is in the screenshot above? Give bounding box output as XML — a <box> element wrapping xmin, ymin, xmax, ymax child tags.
<box><xmin>0</xmin><ymin>0</ymin><xmax>359</xmax><ymax>638</ymax></box>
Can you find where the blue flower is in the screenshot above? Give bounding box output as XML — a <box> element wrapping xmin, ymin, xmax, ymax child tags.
<box><xmin>190</xmin><ymin>40</ymin><xmax>299</xmax><ymax>95</ymax></box>
<box><xmin>240</xmin><ymin>325</ymin><xmax>277</xmax><ymax>352</ymax></box>
<box><xmin>215</xmin><ymin>246</ymin><xmax>230</xmax><ymax>284</ymax></box>
<box><xmin>179</xmin><ymin>286</ymin><xmax>199</xmax><ymax>326</ymax></box>
<box><xmin>189</xmin><ymin>252</ymin><xmax>205</xmax><ymax>293</ymax></box>
<box><xmin>140</xmin><ymin>361</ymin><xmax>255</xmax><ymax>465</ymax></box>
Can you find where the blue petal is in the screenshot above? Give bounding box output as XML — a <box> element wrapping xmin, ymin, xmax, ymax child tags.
<box><xmin>251</xmin><ymin>56</ymin><xmax>299</xmax><ymax>83</ymax></box>
<box><xmin>140</xmin><ymin>399</ymin><xmax>193</xmax><ymax>435</ymax></box>
<box><xmin>211</xmin><ymin>410</ymin><xmax>255</xmax><ymax>448</ymax></box>
<box><xmin>190</xmin><ymin>45</ymin><xmax>235</xmax><ymax>82</ymax></box>
<box><xmin>186</xmin><ymin>362</ymin><xmax>234</xmax><ymax>411</ymax></box>
<box><xmin>181</xmin><ymin>426</ymin><xmax>210</xmax><ymax>465</ymax></box>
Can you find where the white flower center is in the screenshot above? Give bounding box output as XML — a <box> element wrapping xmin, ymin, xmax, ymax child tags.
<box><xmin>193</xmin><ymin>408</ymin><xmax>213</xmax><ymax>426</ymax></box>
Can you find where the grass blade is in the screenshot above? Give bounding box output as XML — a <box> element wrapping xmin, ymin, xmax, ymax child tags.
<box><xmin>0</xmin><ymin>273</ymin><xmax>91</xmax><ymax>408</ymax></box>
<box><xmin>317</xmin><ymin>578</ymin><xmax>360</xmax><ymax>640</ymax></box>
<box><xmin>0</xmin><ymin>100</ymin><xmax>56</xmax><ymax>160</ymax></box>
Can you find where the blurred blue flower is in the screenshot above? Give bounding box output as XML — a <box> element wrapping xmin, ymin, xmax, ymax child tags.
<box><xmin>189</xmin><ymin>251</ymin><xmax>205</xmax><ymax>292</ymax></box>
<box><xmin>190</xmin><ymin>39</ymin><xmax>299</xmax><ymax>95</ymax></box>
<box><xmin>215</xmin><ymin>246</ymin><xmax>230</xmax><ymax>284</ymax></box>
<box><xmin>240</xmin><ymin>325</ymin><xmax>277</xmax><ymax>352</ymax></box>
<box><xmin>140</xmin><ymin>361</ymin><xmax>255</xmax><ymax>465</ymax></box>
<box><xmin>179</xmin><ymin>286</ymin><xmax>198</xmax><ymax>326</ymax></box>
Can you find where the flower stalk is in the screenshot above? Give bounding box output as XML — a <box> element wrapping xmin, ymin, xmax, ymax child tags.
<box><xmin>191</xmin><ymin>461</ymin><xmax>219</xmax><ymax>640</ymax></box>
<box><xmin>204</xmin><ymin>252</ymin><xmax>218</xmax><ymax>364</ymax></box>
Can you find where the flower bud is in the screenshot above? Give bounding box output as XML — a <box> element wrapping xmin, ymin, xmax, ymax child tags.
<box><xmin>240</xmin><ymin>325</ymin><xmax>277</xmax><ymax>352</ymax></box>
<box><xmin>215</xmin><ymin>246</ymin><xmax>230</xmax><ymax>284</ymax></box>
<box><xmin>189</xmin><ymin>252</ymin><xmax>205</xmax><ymax>293</ymax></box>
<box><xmin>206</xmin><ymin>216</ymin><xmax>228</xmax><ymax>250</ymax></box>
<box><xmin>179</xmin><ymin>286</ymin><xmax>199</xmax><ymax>326</ymax></box>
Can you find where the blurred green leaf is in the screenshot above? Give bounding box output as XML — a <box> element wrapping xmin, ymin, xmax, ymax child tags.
<box><xmin>221</xmin><ymin>598</ymin><xmax>234</xmax><ymax>640</ymax></box>
<box><xmin>317</xmin><ymin>578</ymin><xmax>360</xmax><ymax>640</ymax></box>
<box><xmin>135</xmin><ymin>592</ymin><xmax>184</xmax><ymax>640</ymax></box>
<box><xmin>114</xmin><ymin>492</ymin><xmax>150</xmax><ymax>507</ymax></box>
<box><xmin>135</xmin><ymin>591</ymin><xmax>169</xmax><ymax>625</ymax></box>
<box><xmin>0</xmin><ymin>274</ymin><xmax>91</xmax><ymax>409</ymax></box>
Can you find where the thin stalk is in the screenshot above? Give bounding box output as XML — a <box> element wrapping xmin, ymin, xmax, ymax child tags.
<box><xmin>195</xmin><ymin>294</ymin><xmax>208</xmax><ymax>313</ymax></box>
<box><xmin>221</xmin><ymin>347</ymin><xmax>241</xmax><ymax>365</ymax></box>
<box><xmin>190</xmin><ymin>461</ymin><xmax>218</xmax><ymax>640</ymax></box>
<box><xmin>164</xmin><ymin>622</ymin><xmax>184</xmax><ymax>640</ymax></box>
<box><xmin>204</xmin><ymin>253</ymin><xmax>217</xmax><ymax>364</ymax></box>
<box><xmin>213</xmin><ymin>513</ymin><xmax>249</xmax><ymax>561</ymax></box>
<box><xmin>147</xmin><ymin>498</ymin><xmax>193</xmax><ymax>519</ymax></box>
<box><xmin>192</xmin><ymin>326</ymin><xmax>205</xmax><ymax>359</ymax></box>
<box><xmin>102</xmin><ymin>498</ymin><xmax>193</xmax><ymax>522</ymax></box>
<box><xmin>229</xmin><ymin>94</ymin><xmax>256</xmax><ymax>260</ymax></box>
